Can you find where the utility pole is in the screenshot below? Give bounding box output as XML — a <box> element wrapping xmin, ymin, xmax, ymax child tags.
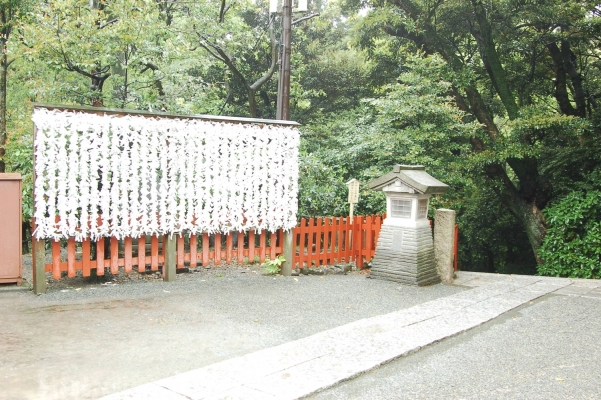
<box><xmin>276</xmin><ymin>0</ymin><xmax>292</xmax><ymax>120</ymax></box>
<box><xmin>276</xmin><ymin>0</ymin><xmax>293</xmax><ymax>275</ymax></box>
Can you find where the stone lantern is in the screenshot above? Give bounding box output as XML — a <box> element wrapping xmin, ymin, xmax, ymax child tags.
<box><xmin>368</xmin><ymin>165</ymin><xmax>449</xmax><ymax>286</ymax></box>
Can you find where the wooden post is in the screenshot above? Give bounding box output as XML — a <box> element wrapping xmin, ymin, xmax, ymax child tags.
<box><xmin>346</xmin><ymin>179</ymin><xmax>359</xmax><ymax>267</ymax></box>
<box><xmin>281</xmin><ymin>229</ymin><xmax>293</xmax><ymax>276</ymax></box>
<box><xmin>32</xmin><ymin>127</ymin><xmax>46</xmax><ymax>294</ymax></box>
<box><xmin>32</xmin><ymin>237</ymin><xmax>46</xmax><ymax>294</ymax></box>
<box><xmin>163</xmin><ymin>234</ymin><xmax>176</xmax><ymax>282</ymax></box>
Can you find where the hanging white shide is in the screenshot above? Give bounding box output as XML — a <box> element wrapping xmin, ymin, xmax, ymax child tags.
<box><xmin>32</xmin><ymin>109</ymin><xmax>300</xmax><ymax>241</ymax></box>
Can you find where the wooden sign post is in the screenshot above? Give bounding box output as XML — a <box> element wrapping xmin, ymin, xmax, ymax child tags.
<box><xmin>346</xmin><ymin>178</ymin><xmax>360</xmax><ymax>219</ymax></box>
<box><xmin>346</xmin><ymin>179</ymin><xmax>360</xmax><ymax>260</ymax></box>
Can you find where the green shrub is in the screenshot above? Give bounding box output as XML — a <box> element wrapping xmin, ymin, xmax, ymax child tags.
<box><xmin>262</xmin><ymin>255</ymin><xmax>286</xmax><ymax>275</ymax></box>
<box><xmin>537</xmin><ymin>190</ymin><xmax>601</xmax><ymax>278</ymax></box>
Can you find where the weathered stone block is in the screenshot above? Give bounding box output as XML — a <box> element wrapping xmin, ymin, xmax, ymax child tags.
<box><xmin>434</xmin><ymin>209</ymin><xmax>455</xmax><ymax>284</ymax></box>
<box><xmin>369</xmin><ymin>225</ymin><xmax>440</xmax><ymax>286</ymax></box>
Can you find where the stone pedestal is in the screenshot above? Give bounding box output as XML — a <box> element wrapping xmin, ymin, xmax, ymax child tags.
<box><xmin>369</xmin><ymin>224</ymin><xmax>440</xmax><ymax>286</ymax></box>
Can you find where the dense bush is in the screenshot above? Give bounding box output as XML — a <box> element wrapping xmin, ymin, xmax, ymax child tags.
<box><xmin>537</xmin><ymin>190</ymin><xmax>601</xmax><ymax>278</ymax></box>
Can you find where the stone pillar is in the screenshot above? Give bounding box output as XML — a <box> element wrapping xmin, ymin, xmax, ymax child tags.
<box><xmin>281</xmin><ymin>230</ymin><xmax>293</xmax><ymax>276</ymax></box>
<box><xmin>163</xmin><ymin>234</ymin><xmax>176</xmax><ymax>282</ymax></box>
<box><xmin>434</xmin><ymin>209</ymin><xmax>455</xmax><ymax>284</ymax></box>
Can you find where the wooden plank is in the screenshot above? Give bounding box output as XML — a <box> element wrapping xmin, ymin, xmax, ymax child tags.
<box><xmin>312</xmin><ymin>219</ymin><xmax>319</xmax><ymax>266</ymax></box>
<box><xmin>202</xmin><ymin>233</ymin><xmax>209</xmax><ymax>266</ymax></box>
<box><xmin>248</xmin><ymin>231</ymin><xmax>256</xmax><ymax>263</ymax></box>
<box><xmin>177</xmin><ymin>235</ymin><xmax>185</xmax><ymax>268</ymax></box>
<box><xmin>138</xmin><ymin>236</ymin><xmax>146</xmax><ymax>272</ymax></box>
<box><xmin>215</xmin><ymin>233</ymin><xmax>222</xmax><ymax>265</ymax></box>
<box><xmin>322</xmin><ymin>218</ymin><xmax>329</xmax><ymax>265</ymax></box>
<box><xmin>33</xmin><ymin>102</ymin><xmax>302</xmax><ymax>127</ymax></box>
<box><xmin>96</xmin><ymin>239</ymin><xmax>105</xmax><ymax>275</ymax></box>
<box><xmin>344</xmin><ymin>216</ymin><xmax>351</xmax><ymax>263</ymax></box>
<box><xmin>336</xmin><ymin>217</ymin><xmax>346</xmax><ymax>263</ymax></box>
<box><xmin>237</xmin><ymin>232</ymin><xmax>244</xmax><ymax>263</ymax></box>
<box><xmin>110</xmin><ymin>237</ymin><xmax>119</xmax><ymax>274</ymax></box>
<box><xmin>373</xmin><ymin>215</ymin><xmax>383</xmax><ymax>259</ymax></box>
<box><xmin>124</xmin><ymin>237</ymin><xmax>133</xmax><ymax>273</ymax></box>
<box><xmin>297</xmin><ymin>218</ymin><xmax>306</xmax><ymax>268</ymax></box>
<box><xmin>319</xmin><ymin>218</ymin><xmax>327</xmax><ymax>266</ymax></box>
<box><xmin>82</xmin><ymin>239</ymin><xmax>91</xmax><ymax>277</ymax></box>
<box><xmin>329</xmin><ymin>218</ymin><xmax>336</xmax><ymax>264</ymax></box>
<box><xmin>328</xmin><ymin>217</ymin><xmax>335</xmax><ymax>264</ymax></box>
<box><xmin>270</xmin><ymin>232</ymin><xmax>277</xmax><ymax>261</ymax></box>
<box><xmin>355</xmin><ymin>216</ymin><xmax>364</xmax><ymax>268</ymax></box>
<box><xmin>226</xmin><ymin>233</ymin><xmax>233</xmax><ymax>264</ymax></box>
<box><xmin>306</xmin><ymin>218</ymin><xmax>315</xmax><ymax>267</ymax></box>
<box><xmin>365</xmin><ymin>215</ymin><xmax>374</xmax><ymax>262</ymax></box>
<box><xmin>151</xmin><ymin>235</ymin><xmax>159</xmax><ymax>271</ymax></box>
<box><xmin>258</xmin><ymin>230</ymin><xmax>266</xmax><ymax>263</ymax></box>
<box><xmin>67</xmin><ymin>238</ymin><xmax>76</xmax><ymax>278</ymax></box>
<box><xmin>320</xmin><ymin>218</ymin><xmax>328</xmax><ymax>265</ymax></box>
<box><xmin>325</xmin><ymin>218</ymin><xmax>332</xmax><ymax>265</ymax></box>
<box><xmin>190</xmin><ymin>234</ymin><xmax>197</xmax><ymax>268</ymax></box>
<box><xmin>52</xmin><ymin>240</ymin><xmax>61</xmax><ymax>280</ymax></box>
<box><xmin>334</xmin><ymin>217</ymin><xmax>342</xmax><ymax>264</ymax></box>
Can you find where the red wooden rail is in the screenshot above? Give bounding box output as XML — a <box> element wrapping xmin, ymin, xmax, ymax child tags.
<box><xmin>43</xmin><ymin>230</ymin><xmax>282</xmax><ymax>278</ymax></box>
<box><xmin>41</xmin><ymin>215</ymin><xmax>458</xmax><ymax>277</ymax></box>
<box><xmin>293</xmin><ymin>215</ymin><xmax>383</xmax><ymax>268</ymax></box>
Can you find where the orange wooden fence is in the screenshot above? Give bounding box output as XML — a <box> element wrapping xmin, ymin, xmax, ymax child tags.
<box><xmin>40</xmin><ymin>214</ymin><xmax>458</xmax><ymax>277</ymax></box>
<box><xmin>293</xmin><ymin>215</ymin><xmax>384</xmax><ymax>268</ymax></box>
<box><xmin>42</xmin><ymin>228</ymin><xmax>282</xmax><ymax>278</ymax></box>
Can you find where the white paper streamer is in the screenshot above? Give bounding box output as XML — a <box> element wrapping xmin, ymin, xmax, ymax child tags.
<box><xmin>32</xmin><ymin>109</ymin><xmax>300</xmax><ymax>240</ymax></box>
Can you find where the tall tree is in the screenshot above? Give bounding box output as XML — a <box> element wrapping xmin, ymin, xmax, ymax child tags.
<box><xmin>180</xmin><ymin>0</ymin><xmax>279</xmax><ymax>117</ymax></box>
<box><xmin>348</xmin><ymin>0</ymin><xmax>600</xmax><ymax>261</ymax></box>
<box><xmin>0</xmin><ymin>0</ymin><xmax>28</xmax><ymax>172</ymax></box>
<box><xmin>23</xmin><ymin>0</ymin><xmax>166</xmax><ymax>108</ymax></box>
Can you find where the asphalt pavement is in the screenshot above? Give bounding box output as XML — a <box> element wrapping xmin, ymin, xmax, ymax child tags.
<box><xmin>2</xmin><ymin>260</ymin><xmax>600</xmax><ymax>400</ymax></box>
<box><xmin>101</xmin><ymin>273</ymin><xmax>601</xmax><ymax>400</ymax></box>
<box><xmin>309</xmin><ymin>293</ymin><xmax>601</xmax><ymax>400</ymax></box>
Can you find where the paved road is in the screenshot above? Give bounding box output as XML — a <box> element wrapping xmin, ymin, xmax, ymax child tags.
<box><xmin>0</xmin><ymin>260</ymin><xmax>463</xmax><ymax>400</ymax></box>
<box><xmin>3</xmin><ymin>266</ymin><xmax>600</xmax><ymax>400</ymax></box>
<box><xmin>309</xmin><ymin>293</ymin><xmax>601</xmax><ymax>400</ymax></box>
<box><xmin>102</xmin><ymin>273</ymin><xmax>599</xmax><ymax>400</ymax></box>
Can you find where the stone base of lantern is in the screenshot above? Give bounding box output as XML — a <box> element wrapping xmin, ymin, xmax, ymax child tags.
<box><xmin>368</xmin><ymin>224</ymin><xmax>440</xmax><ymax>286</ymax></box>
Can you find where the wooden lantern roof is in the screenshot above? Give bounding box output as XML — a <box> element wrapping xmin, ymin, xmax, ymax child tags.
<box><xmin>368</xmin><ymin>165</ymin><xmax>449</xmax><ymax>195</ymax></box>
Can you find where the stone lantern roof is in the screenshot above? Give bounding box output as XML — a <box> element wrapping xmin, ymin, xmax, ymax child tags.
<box><xmin>368</xmin><ymin>165</ymin><xmax>449</xmax><ymax>195</ymax></box>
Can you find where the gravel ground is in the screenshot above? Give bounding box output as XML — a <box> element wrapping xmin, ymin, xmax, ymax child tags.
<box><xmin>309</xmin><ymin>294</ymin><xmax>601</xmax><ymax>400</ymax></box>
<box><xmin>2</xmin><ymin>255</ymin><xmax>466</xmax><ymax>400</ymax></box>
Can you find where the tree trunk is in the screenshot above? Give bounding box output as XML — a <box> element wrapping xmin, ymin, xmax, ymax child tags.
<box><xmin>248</xmin><ymin>88</ymin><xmax>257</xmax><ymax>118</ymax></box>
<box><xmin>505</xmin><ymin>192</ymin><xmax>547</xmax><ymax>263</ymax></box>
<box><xmin>470</xmin><ymin>0</ymin><xmax>519</xmax><ymax>120</ymax></box>
<box><xmin>485</xmin><ymin>163</ymin><xmax>548</xmax><ymax>263</ymax></box>
<box><xmin>547</xmin><ymin>42</ymin><xmax>579</xmax><ymax>116</ymax></box>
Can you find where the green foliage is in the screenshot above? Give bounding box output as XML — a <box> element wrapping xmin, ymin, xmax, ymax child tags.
<box><xmin>5</xmin><ymin>129</ymin><xmax>33</xmax><ymax>219</ymax></box>
<box><xmin>297</xmin><ymin>154</ymin><xmax>348</xmax><ymax>217</ymax></box>
<box><xmin>538</xmin><ymin>190</ymin><xmax>601</xmax><ymax>279</ymax></box>
<box><xmin>262</xmin><ymin>254</ymin><xmax>285</xmax><ymax>275</ymax></box>
<box><xmin>5</xmin><ymin>0</ymin><xmax>601</xmax><ymax>273</ymax></box>
<box><xmin>458</xmin><ymin>185</ymin><xmax>537</xmax><ymax>275</ymax></box>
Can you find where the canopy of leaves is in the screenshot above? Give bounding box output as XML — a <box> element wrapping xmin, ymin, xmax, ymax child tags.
<box><xmin>3</xmin><ymin>0</ymin><xmax>600</xmax><ymax>275</ymax></box>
